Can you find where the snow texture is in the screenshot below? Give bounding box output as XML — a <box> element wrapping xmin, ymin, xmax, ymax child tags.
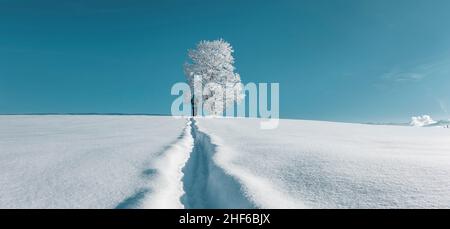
<box><xmin>196</xmin><ymin>117</ymin><xmax>450</xmax><ymax>208</ymax></box>
<box><xmin>0</xmin><ymin>115</ymin><xmax>186</xmax><ymax>208</ymax></box>
<box><xmin>2</xmin><ymin>115</ymin><xmax>450</xmax><ymax>208</ymax></box>
<box><xmin>141</xmin><ymin>119</ymin><xmax>193</xmax><ymax>208</ymax></box>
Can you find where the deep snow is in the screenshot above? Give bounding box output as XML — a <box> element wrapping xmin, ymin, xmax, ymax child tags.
<box><xmin>196</xmin><ymin>117</ymin><xmax>450</xmax><ymax>208</ymax></box>
<box><xmin>180</xmin><ymin>119</ymin><xmax>256</xmax><ymax>209</ymax></box>
<box><xmin>0</xmin><ymin>115</ymin><xmax>186</xmax><ymax>208</ymax></box>
<box><xmin>1</xmin><ymin>115</ymin><xmax>450</xmax><ymax>208</ymax></box>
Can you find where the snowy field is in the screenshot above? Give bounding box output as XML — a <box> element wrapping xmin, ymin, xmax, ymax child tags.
<box><xmin>196</xmin><ymin>118</ymin><xmax>450</xmax><ymax>208</ymax></box>
<box><xmin>0</xmin><ymin>115</ymin><xmax>188</xmax><ymax>208</ymax></box>
<box><xmin>1</xmin><ymin>115</ymin><xmax>450</xmax><ymax>208</ymax></box>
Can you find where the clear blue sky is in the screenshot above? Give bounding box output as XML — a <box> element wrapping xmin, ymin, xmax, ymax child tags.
<box><xmin>1</xmin><ymin>0</ymin><xmax>450</xmax><ymax>122</ymax></box>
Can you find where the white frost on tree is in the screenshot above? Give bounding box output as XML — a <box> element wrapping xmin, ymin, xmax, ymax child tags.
<box><xmin>410</xmin><ymin>115</ymin><xmax>436</xmax><ymax>127</ymax></box>
<box><xmin>184</xmin><ymin>39</ymin><xmax>244</xmax><ymax>116</ymax></box>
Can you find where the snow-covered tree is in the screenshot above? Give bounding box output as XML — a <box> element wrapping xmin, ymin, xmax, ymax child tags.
<box><xmin>184</xmin><ymin>39</ymin><xmax>243</xmax><ymax>116</ymax></box>
<box><xmin>410</xmin><ymin>115</ymin><xmax>437</xmax><ymax>127</ymax></box>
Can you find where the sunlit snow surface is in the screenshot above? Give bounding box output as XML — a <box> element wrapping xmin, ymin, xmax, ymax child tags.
<box><xmin>0</xmin><ymin>115</ymin><xmax>186</xmax><ymax>208</ymax></box>
<box><xmin>1</xmin><ymin>116</ymin><xmax>450</xmax><ymax>208</ymax></box>
<box><xmin>196</xmin><ymin>118</ymin><xmax>450</xmax><ymax>208</ymax></box>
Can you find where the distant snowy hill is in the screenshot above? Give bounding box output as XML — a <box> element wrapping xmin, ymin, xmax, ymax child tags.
<box><xmin>367</xmin><ymin>119</ymin><xmax>450</xmax><ymax>128</ymax></box>
<box><xmin>425</xmin><ymin>119</ymin><xmax>450</xmax><ymax>128</ymax></box>
<box><xmin>1</xmin><ymin>115</ymin><xmax>450</xmax><ymax>208</ymax></box>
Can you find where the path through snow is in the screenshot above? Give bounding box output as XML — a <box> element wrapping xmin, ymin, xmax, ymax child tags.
<box><xmin>2</xmin><ymin>116</ymin><xmax>449</xmax><ymax>208</ymax></box>
<box><xmin>180</xmin><ymin>119</ymin><xmax>256</xmax><ymax>208</ymax></box>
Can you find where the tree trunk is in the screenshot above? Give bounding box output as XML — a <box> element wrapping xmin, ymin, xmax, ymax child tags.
<box><xmin>191</xmin><ymin>96</ymin><xmax>195</xmax><ymax>116</ymax></box>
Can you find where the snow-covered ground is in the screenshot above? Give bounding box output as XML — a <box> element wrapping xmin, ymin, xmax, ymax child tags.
<box><xmin>1</xmin><ymin>115</ymin><xmax>450</xmax><ymax>208</ymax></box>
<box><xmin>0</xmin><ymin>115</ymin><xmax>188</xmax><ymax>208</ymax></box>
<box><xmin>196</xmin><ymin>118</ymin><xmax>450</xmax><ymax>208</ymax></box>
